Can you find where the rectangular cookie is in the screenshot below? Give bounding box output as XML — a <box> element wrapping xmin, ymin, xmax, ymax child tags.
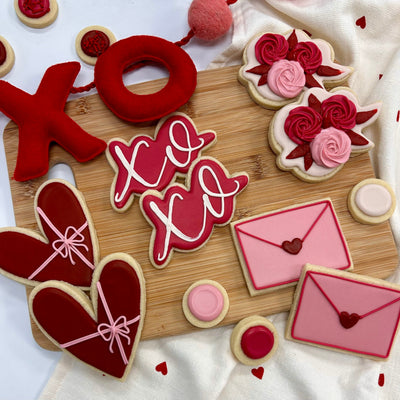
<box><xmin>286</xmin><ymin>264</ymin><xmax>400</xmax><ymax>360</ymax></box>
<box><xmin>230</xmin><ymin>198</ymin><xmax>352</xmax><ymax>296</ymax></box>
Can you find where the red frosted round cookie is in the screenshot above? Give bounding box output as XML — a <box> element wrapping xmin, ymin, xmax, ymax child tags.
<box><xmin>230</xmin><ymin>315</ymin><xmax>278</xmax><ymax>365</ymax></box>
<box><xmin>75</xmin><ymin>26</ymin><xmax>116</xmax><ymax>66</ymax></box>
<box><xmin>15</xmin><ymin>0</ymin><xmax>58</xmax><ymax>28</ymax></box>
<box><xmin>0</xmin><ymin>36</ymin><xmax>15</xmax><ymax>78</ymax></box>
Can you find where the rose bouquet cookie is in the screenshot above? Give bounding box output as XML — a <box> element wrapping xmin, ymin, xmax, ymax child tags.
<box><xmin>268</xmin><ymin>87</ymin><xmax>381</xmax><ymax>182</ymax></box>
<box><xmin>239</xmin><ymin>29</ymin><xmax>353</xmax><ymax>109</ymax></box>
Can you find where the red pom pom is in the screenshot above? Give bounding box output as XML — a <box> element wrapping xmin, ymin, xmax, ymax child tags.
<box><xmin>188</xmin><ymin>0</ymin><xmax>233</xmax><ymax>41</ymax></box>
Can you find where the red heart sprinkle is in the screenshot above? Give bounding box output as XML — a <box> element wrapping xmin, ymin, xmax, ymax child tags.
<box><xmin>339</xmin><ymin>311</ymin><xmax>361</xmax><ymax>329</ymax></box>
<box><xmin>156</xmin><ymin>361</ymin><xmax>168</xmax><ymax>375</ymax></box>
<box><xmin>356</xmin><ymin>16</ymin><xmax>366</xmax><ymax>29</ymax></box>
<box><xmin>282</xmin><ymin>238</ymin><xmax>303</xmax><ymax>255</ymax></box>
<box><xmin>251</xmin><ymin>366</ymin><xmax>264</xmax><ymax>380</ymax></box>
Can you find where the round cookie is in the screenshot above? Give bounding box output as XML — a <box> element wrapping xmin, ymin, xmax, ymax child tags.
<box><xmin>230</xmin><ymin>315</ymin><xmax>278</xmax><ymax>366</ymax></box>
<box><xmin>75</xmin><ymin>25</ymin><xmax>116</xmax><ymax>66</ymax></box>
<box><xmin>0</xmin><ymin>36</ymin><xmax>15</xmax><ymax>78</ymax></box>
<box><xmin>348</xmin><ymin>178</ymin><xmax>396</xmax><ymax>225</ymax></box>
<box><xmin>14</xmin><ymin>0</ymin><xmax>58</xmax><ymax>29</ymax></box>
<box><xmin>182</xmin><ymin>279</ymin><xmax>229</xmax><ymax>328</ymax></box>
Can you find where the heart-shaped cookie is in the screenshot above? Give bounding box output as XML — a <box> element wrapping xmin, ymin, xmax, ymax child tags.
<box><xmin>0</xmin><ymin>179</ymin><xmax>99</xmax><ymax>288</ymax></box>
<box><xmin>29</xmin><ymin>253</ymin><xmax>146</xmax><ymax>380</ymax></box>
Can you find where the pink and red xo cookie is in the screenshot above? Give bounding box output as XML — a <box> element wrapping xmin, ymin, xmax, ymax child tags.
<box><xmin>230</xmin><ymin>315</ymin><xmax>278</xmax><ymax>366</ymax></box>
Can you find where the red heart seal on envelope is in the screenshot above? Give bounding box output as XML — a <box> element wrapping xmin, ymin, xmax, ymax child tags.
<box><xmin>0</xmin><ymin>180</ymin><xmax>98</xmax><ymax>288</ymax></box>
<box><xmin>29</xmin><ymin>254</ymin><xmax>146</xmax><ymax>380</ymax></box>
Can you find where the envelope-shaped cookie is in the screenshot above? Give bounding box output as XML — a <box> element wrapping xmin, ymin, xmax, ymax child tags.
<box><xmin>231</xmin><ymin>199</ymin><xmax>352</xmax><ymax>296</ymax></box>
<box><xmin>286</xmin><ymin>265</ymin><xmax>400</xmax><ymax>360</ymax></box>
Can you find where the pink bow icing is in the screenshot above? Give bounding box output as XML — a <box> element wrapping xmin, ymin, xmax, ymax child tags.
<box><xmin>97</xmin><ymin>315</ymin><xmax>131</xmax><ymax>356</ymax></box>
<box><xmin>28</xmin><ymin>207</ymin><xmax>94</xmax><ymax>280</ymax></box>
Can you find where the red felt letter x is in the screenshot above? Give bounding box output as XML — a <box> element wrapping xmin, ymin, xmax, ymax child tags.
<box><xmin>0</xmin><ymin>62</ymin><xmax>106</xmax><ymax>181</ymax></box>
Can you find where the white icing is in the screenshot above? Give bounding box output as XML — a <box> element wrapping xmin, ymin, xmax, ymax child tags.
<box><xmin>355</xmin><ymin>184</ymin><xmax>393</xmax><ymax>217</ymax></box>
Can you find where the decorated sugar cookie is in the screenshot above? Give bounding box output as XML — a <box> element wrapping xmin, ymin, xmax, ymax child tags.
<box><xmin>75</xmin><ymin>25</ymin><xmax>116</xmax><ymax>66</ymax></box>
<box><xmin>182</xmin><ymin>279</ymin><xmax>229</xmax><ymax>328</ymax></box>
<box><xmin>231</xmin><ymin>199</ymin><xmax>352</xmax><ymax>296</ymax></box>
<box><xmin>29</xmin><ymin>253</ymin><xmax>146</xmax><ymax>380</ymax></box>
<box><xmin>14</xmin><ymin>0</ymin><xmax>58</xmax><ymax>28</ymax></box>
<box><xmin>348</xmin><ymin>178</ymin><xmax>396</xmax><ymax>224</ymax></box>
<box><xmin>239</xmin><ymin>29</ymin><xmax>353</xmax><ymax>109</ymax></box>
<box><xmin>140</xmin><ymin>157</ymin><xmax>249</xmax><ymax>269</ymax></box>
<box><xmin>230</xmin><ymin>315</ymin><xmax>278</xmax><ymax>366</ymax></box>
<box><xmin>286</xmin><ymin>264</ymin><xmax>400</xmax><ymax>360</ymax></box>
<box><xmin>0</xmin><ymin>179</ymin><xmax>99</xmax><ymax>288</ymax></box>
<box><xmin>107</xmin><ymin>113</ymin><xmax>216</xmax><ymax>212</ymax></box>
<box><xmin>268</xmin><ymin>87</ymin><xmax>381</xmax><ymax>182</ymax></box>
<box><xmin>0</xmin><ymin>36</ymin><xmax>15</xmax><ymax>78</ymax></box>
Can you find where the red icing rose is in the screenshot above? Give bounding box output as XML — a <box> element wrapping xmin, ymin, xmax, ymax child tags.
<box><xmin>288</xmin><ymin>41</ymin><xmax>322</xmax><ymax>74</ymax></box>
<box><xmin>0</xmin><ymin>41</ymin><xmax>6</xmax><ymax>66</ymax></box>
<box><xmin>284</xmin><ymin>106</ymin><xmax>322</xmax><ymax>144</ymax></box>
<box><xmin>255</xmin><ymin>33</ymin><xmax>289</xmax><ymax>65</ymax></box>
<box><xmin>321</xmin><ymin>95</ymin><xmax>357</xmax><ymax>130</ymax></box>
<box><xmin>19</xmin><ymin>0</ymin><xmax>50</xmax><ymax>18</ymax></box>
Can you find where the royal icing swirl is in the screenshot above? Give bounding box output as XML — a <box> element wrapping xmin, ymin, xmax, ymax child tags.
<box><xmin>284</xmin><ymin>106</ymin><xmax>322</xmax><ymax>144</ymax></box>
<box><xmin>255</xmin><ymin>33</ymin><xmax>289</xmax><ymax>65</ymax></box>
<box><xmin>310</xmin><ymin>127</ymin><xmax>351</xmax><ymax>168</ymax></box>
<box><xmin>288</xmin><ymin>41</ymin><xmax>322</xmax><ymax>74</ymax></box>
<box><xmin>267</xmin><ymin>59</ymin><xmax>305</xmax><ymax>98</ymax></box>
<box><xmin>321</xmin><ymin>95</ymin><xmax>357</xmax><ymax>130</ymax></box>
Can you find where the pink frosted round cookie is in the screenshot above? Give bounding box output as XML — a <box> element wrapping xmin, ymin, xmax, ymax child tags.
<box><xmin>0</xmin><ymin>36</ymin><xmax>15</xmax><ymax>78</ymax></box>
<box><xmin>268</xmin><ymin>87</ymin><xmax>381</xmax><ymax>182</ymax></box>
<box><xmin>239</xmin><ymin>29</ymin><xmax>353</xmax><ymax>109</ymax></box>
<box><xmin>230</xmin><ymin>315</ymin><xmax>278</xmax><ymax>366</ymax></box>
<box><xmin>182</xmin><ymin>280</ymin><xmax>229</xmax><ymax>328</ymax></box>
<box><xmin>14</xmin><ymin>0</ymin><xmax>58</xmax><ymax>28</ymax></box>
<box><xmin>348</xmin><ymin>178</ymin><xmax>396</xmax><ymax>225</ymax></box>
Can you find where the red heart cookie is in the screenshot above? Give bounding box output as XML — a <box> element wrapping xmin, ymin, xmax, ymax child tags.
<box><xmin>29</xmin><ymin>253</ymin><xmax>146</xmax><ymax>380</ymax></box>
<box><xmin>0</xmin><ymin>179</ymin><xmax>98</xmax><ymax>288</ymax></box>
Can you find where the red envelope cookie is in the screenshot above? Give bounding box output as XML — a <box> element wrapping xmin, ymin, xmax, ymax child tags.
<box><xmin>107</xmin><ymin>112</ymin><xmax>216</xmax><ymax>212</ymax></box>
<box><xmin>0</xmin><ymin>179</ymin><xmax>99</xmax><ymax>288</ymax></box>
<box><xmin>29</xmin><ymin>253</ymin><xmax>146</xmax><ymax>380</ymax></box>
<box><xmin>140</xmin><ymin>157</ymin><xmax>249</xmax><ymax>269</ymax></box>
<box><xmin>286</xmin><ymin>264</ymin><xmax>400</xmax><ymax>360</ymax></box>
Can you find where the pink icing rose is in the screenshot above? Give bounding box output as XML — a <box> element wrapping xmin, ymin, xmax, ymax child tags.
<box><xmin>320</xmin><ymin>95</ymin><xmax>357</xmax><ymax>130</ymax></box>
<box><xmin>288</xmin><ymin>41</ymin><xmax>322</xmax><ymax>74</ymax></box>
<box><xmin>284</xmin><ymin>106</ymin><xmax>322</xmax><ymax>144</ymax></box>
<box><xmin>310</xmin><ymin>127</ymin><xmax>352</xmax><ymax>168</ymax></box>
<box><xmin>267</xmin><ymin>59</ymin><xmax>306</xmax><ymax>98</ymax></box>
<box><xmin>255</xmin><ymin>33</ymin><xmax>289</xmax><ymax>65</ymax></box>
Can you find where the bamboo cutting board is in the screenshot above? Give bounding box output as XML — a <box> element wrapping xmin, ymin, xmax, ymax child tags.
<box><xmin>3</xmin><ymin>65</ymin><xmax>398</xmax><ymax>351</ymax></box>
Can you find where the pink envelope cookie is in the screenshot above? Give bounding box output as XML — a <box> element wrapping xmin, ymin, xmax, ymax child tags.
<box><xmin>239</xmin><ymin>29</ymin><xmax>353</xmax><ymax>110</ymax></box>
<box><xmin>286</xmin><ymin>264</ymin><xmax>400</xmax><ymax>360</ymax></box>
<box><xmin>269</xmin><ymin>87</ymin><xmax>381</xmax><ymax>182</ymax></box>
<box><xmin>107</xmin><ymin>113</ymin><xmax>216</xmax><ymax>212</ymax></box>
<box><xmin>140</xmin><ymin>157</ymin><xmax>249</xmax><ymax>269</ymax></box>
<box><xmin>231</xmin><ymin>199</ymin><xmax>352</xmax><ymax>296</ymax></box>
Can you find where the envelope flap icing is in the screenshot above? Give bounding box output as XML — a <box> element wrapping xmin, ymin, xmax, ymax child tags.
<box><xmin>235</xmin><ymin>201</ymin><xmax>329</xmax><ymax>244</ymax></box>
<box><xmin>310</xmin><ymin>271</ymin><xmax>400</xmax><ymax>315</ymax></box>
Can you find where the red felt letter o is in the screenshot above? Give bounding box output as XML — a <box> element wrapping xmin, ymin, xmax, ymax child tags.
<box><xmin>94</xmin><ymin>35</ymin><xmax>197</xmax><ymax>123</ymax></box>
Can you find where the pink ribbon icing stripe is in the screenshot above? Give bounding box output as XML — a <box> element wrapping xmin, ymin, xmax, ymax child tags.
<box><xmin>28</xmin><ymin>207</ymin><xmax>95</xmax><ymax>280</ymax></box>
<box><xmin>60</xmin><ymin>282</ymin><xmax>140</xmax><ymax>365</ymax></box>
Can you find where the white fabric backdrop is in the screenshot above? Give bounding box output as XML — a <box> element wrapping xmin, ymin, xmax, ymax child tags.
<box><xmin>1</xmin><ymin>0</ymin><xmax>400</xmax><ymax>399</ymax></box>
